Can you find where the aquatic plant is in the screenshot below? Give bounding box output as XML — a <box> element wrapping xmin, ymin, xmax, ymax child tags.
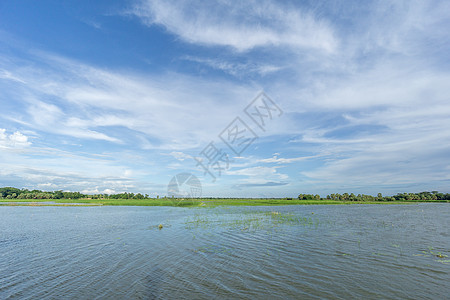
<box><xmin>184</xmin><ymin>209</ymin><xmax>324</xmax><ymax>232</ymax></box>
<box><xmin>414</xmin><ymin>246</ymin><xmax>449</xmax><ymax>260</ymax></box>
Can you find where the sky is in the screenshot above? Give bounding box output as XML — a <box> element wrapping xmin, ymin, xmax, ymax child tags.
<box><xmin>0</xmin><ymin>0</ymin><xmax>449</xmax><ymax>197</ymax></box>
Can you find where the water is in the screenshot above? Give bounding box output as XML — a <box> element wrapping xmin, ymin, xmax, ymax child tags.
<box><xmin>0</xmin><ymin>204</ymin><xmax>449</xmax><ymax>299</ymax></box>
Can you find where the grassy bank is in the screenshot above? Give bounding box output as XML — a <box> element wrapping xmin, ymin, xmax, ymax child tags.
<box><xmin>0</xmin><ymin>198</ymin><xmax>448</xmax><ymax>207</ymax></box>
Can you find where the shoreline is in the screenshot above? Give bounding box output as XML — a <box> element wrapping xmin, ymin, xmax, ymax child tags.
<box><xmin>1</xmin><ymin>198</ymin><xmax>448</xmax><ymax>207</ymax></box>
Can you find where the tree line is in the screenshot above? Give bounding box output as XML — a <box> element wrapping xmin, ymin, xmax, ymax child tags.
<box><xmin>1</xmin><ymin>187</ymin><xmax>449</xmax><ymax>201</ymax></box>
<box><xmin>0</xmin><ymin>187</ymin><xmax>148</xmax><ymax>200</ymax></box>
<box><xmin>298</xmin><ymin>191</ymin><xmax>450</xmax><ymax>201</ymax></box>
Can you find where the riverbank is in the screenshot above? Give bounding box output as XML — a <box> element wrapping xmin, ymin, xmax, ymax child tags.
<box><xmin>1</xmin><ymin>198</ymin><xmax>448</xmax><ymax>207</ymax></box>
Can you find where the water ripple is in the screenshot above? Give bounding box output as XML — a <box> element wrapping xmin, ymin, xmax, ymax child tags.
<box><xmin>0</xmin><ymin>204</ymin><xmax>449</xmax><ymax>299</ymax></box>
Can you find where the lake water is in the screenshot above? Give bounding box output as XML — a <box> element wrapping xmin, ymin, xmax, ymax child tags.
<box><xmin>0</xmin><ymin>204</ymin><xmax>449</xmax><ymax>299</ymax></box>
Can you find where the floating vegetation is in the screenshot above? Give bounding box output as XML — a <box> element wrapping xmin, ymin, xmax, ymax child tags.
<box><xmin>425</xmin><ymin>246</ymin><xmax>448</xmax><ymax>258</ymax></box>
<box><xmin>149</xmin><ymin>224</ymin><xmax>171</xmax><ymax>230</ymax></box>
<box><xmin>184</xmin><ymin>214</ymin><xmax>215</xmax><ymax>229</ymax></box>
<box><xmin>335</xmin><ymin>251</ymin><xmax>353</xmax><ymax>257</ymax></box>
<box><xmin>372</xmin><ymin>252</ymin><xmax>398</xmax><ymax>258</ymax></box>
<box><xmin>184</xmin><ymin>209</ymin><xmax>325</xmax><ymax>231</ymax></box>
<box><xmin>436</xmin><ymin>259</ymin><xmax>450</xmax><ymax>264</ymax></box>
<box><xmin>414</xmin><ymin>246</ymin><xmax>449</xmax><ymax>262</ymax></box>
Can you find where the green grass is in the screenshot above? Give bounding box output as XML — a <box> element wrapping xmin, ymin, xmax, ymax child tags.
<box><xmin>0</xmin><ymin>197</ymin><xmax>446</xmax><ymax>207</ymax></box>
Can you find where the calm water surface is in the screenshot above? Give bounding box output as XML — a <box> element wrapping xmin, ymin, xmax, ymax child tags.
<box><xmin>0</xmin><ymin>204</ymin><xmax>449</xmax><ymax>299</ymax></box>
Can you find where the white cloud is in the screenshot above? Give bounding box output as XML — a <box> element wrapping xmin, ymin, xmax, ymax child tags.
<box><xmin>0</xmin><ymin>151</ymin><xmax>142</xmax><ymax>194</ymax></box>
<box><xmin>37</xmin><ymin>182</ymin><xmax>58</xmax><ymax>189</ymax></box>
<box><xmin>295</xmin><ymin>91</ymin><xmax>450</xmax><ymax>192</ymax></box>
<box><xmin>0</xmin><ymin>69</ymin><xmax>25</xmax><ymax>83</ymax></box>
<box><xmin>131</xmin><ymin>0</ymin><xmax>337</xmax><ymax>52</ymax></box>
<box><xmin>169</xmin><ymin>151</ymin><xmax>192</xmax><ymax>161</ymax></box>
<box><xmin>310</xmin><ymin>66</ymin><xmax>450</xmax><ymax>110</ymax></box>
<box><xmin>80</xmin><ymin>19</ymin><xmax>102</xmax><ymax>30</ymax></box>
<box><xmin>227</xmin><ymin>166</ymin><xmax>288</xmax><ymax>185</ymax></box>
<box><xmin>266</xmin><ymin>0</ymin><xmax>450</xmax><ymax>194</ymax></box>
<box><xmin>103</xmin><ymin>189</ymin><xmax>116</xmax><ymax>195</ymax></box>
<box><xmin>361</xmin><ymin>1</ymin><xmax>450</xmax><ymax>56</ymax></box>
<box><xmin>1</xmin><ymin>52</ymin><xmax>257</xmax><ymax>149</ymax></box>
<box><xmin>81</xmin><ymin>187</ymin><xmax>119</xmax><ymax>195</ymax></box>
<box><xmin>24</xmin><ymin>100</ymin><xmax>121</xmax><ymax>143</ymax></box>
<box><xmin>0</xmin><ymin>128</ymin><xmax>31</xmax><ymax>148</ymax></box>
<box><xmin>182</xmin><ymin>56</ymin><xmax>283</xmax><ymax>77</ymax></box>
<box><xmin>259</xmin><ymin>154</ymin><xmax>321</xmax><ymax>164</ymax></box>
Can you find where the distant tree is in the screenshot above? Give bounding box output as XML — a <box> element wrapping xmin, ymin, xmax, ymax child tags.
<box><xmin>54</xmin><ymin>191</ymin><xmax>64</xmax><ymax>199</ymax></box>
<box><xmin>0</xmin><ymin>187</ymin><xmax>21</xmax><ymax>198</ymax></box>
<box><xmin>134</xmin><ymin>193</ymin><xmax>144</xmax><ymax>199</ymax></box>
<box><xmin>298</xmin><ymin>194</ymin><xmax>315</xmax><ymax>200</ymax></box>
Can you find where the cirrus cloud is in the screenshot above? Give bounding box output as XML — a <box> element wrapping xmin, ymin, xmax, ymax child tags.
<box><xmin>130</xmin><ymin>0</ymin><xmax>338</xmax><ymax>52</ymax></box>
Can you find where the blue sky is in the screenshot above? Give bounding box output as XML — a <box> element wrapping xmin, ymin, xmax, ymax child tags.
<box><xmin>1</xmin><ymin>0</ymin><xmax>449</xmax><ymax>197</ymax></box>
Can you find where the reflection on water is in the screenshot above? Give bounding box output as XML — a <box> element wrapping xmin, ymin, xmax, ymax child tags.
<box><xmin>0</xmin><ymin>204</ymin><xmax>449</xmax><ymax>299</ymax></box>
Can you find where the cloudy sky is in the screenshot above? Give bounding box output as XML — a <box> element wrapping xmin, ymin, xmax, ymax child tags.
<box><xmin>0</xmin><ymin>0</ymin><xmax>449</xmax><ymax>197</ymax></box>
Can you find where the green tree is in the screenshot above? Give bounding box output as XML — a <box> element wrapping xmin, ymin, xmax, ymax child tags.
<box><xmin>54</xmin><ymin>191</ymin><xmax>64</xmax><ymax>199</ymax></box>
<box><xmin>134</xmin><ymin>193</ymin><xmax>144</xmax><ymax>199</ymax></box>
